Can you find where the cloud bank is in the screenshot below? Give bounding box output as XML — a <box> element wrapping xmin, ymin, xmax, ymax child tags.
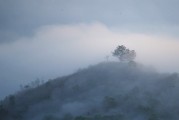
<box><xmin>1</xmin><ymin>0</ymin><xmax>179</xmax><ymax>43</ymax></box>
<box><xmin>0</xmin><ymin>22</ymin><xmax>179</xmax><ymax>99</ymax></box>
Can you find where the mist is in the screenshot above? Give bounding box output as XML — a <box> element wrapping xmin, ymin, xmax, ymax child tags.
<box><xmin>1</xmin><ymin>22</ymin><xmax>179</xmax><ymax>99</ymax></box>
<box><xmin>1</xmin><ymin>61</ymin><xmax>179</xmax><ymax>120</ymax></box>
<box><xmin>1</xmin><ymin>1</ymin><xmax>179</xmax><ymax>119</ymax></box>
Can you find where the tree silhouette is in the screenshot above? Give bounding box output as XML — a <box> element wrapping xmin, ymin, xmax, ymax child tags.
<box><xmin>112</xmin><ymin>45</ymin><xmax>136</xmax><ymax>62</ymax></box>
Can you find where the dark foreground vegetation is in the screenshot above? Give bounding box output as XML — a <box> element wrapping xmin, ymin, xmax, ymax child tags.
<box><xmin>1</xmin><ymin>62</ymin><xmax>179</xmax><ymax>120</ymax></box>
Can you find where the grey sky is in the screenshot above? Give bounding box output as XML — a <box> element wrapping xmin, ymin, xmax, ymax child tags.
<box><xmin>1</xmin><ymin>0</ymin><xmax>179</xmax><ymax>99</ymax></box>
<box><xmin>1</xmin><ymin>0</ymin><xmax>179</xmax><ymax>43</ymax></box>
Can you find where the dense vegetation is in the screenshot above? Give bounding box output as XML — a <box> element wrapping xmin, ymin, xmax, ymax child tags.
<box><xmin>1</xmin><ymin>62</ymin><xmax>179</xmax><ymax>120</ymax></box>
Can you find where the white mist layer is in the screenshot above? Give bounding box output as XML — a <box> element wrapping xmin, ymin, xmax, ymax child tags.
<box><xmin>0</xmin><ymin>22</ymin><xmax>179</xmax><ymax>99</ymax></box>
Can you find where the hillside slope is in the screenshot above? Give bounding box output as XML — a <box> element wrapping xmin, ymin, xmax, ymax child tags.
<box><xmin>1</xmin><ymin>62</ymin><xmax>179</xmax><ymax>120</ymax></box>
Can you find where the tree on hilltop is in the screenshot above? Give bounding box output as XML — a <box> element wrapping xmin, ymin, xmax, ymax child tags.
<box><xmin>112</xmin><ymin>45</ymin><xmax>136</xmax><ymax>62</ymax></box>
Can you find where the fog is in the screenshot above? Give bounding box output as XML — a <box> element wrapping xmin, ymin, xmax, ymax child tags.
<box><xmin>0</xmin><ymin>22</ymin><xmax>179</xmax><ymax>99</ymax></box>
<box><xmin>1</xmin><ymin>0</ymin><xmax>179</xmax><ymax>100</ymax></box>
<box><xmin>1</xmin><ymin>1</ymin><xmax>179</xmax><ymax>119</ymax></box>
<box><xmin>1</xmin><ymin>62</ymin><xmax>179</xmax><ymax>120</ymax></box>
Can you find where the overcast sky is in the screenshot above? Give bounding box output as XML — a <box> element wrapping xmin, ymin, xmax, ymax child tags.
<box><xmin>1</xmin><ymin>0</ymin><xmax>179</xmax><ymax>99</ymax></box>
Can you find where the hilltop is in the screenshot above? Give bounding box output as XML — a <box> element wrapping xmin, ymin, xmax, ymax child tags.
<box><xmin>1</xmin><ymin>62</ymin><xmax>179</xmax><ymax>120</ymax></box>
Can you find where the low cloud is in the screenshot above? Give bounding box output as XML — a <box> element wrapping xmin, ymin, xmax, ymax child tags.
<box><xmin>1</xmin><ymin>0</ymin><xmax>179</xmax><ymax>44</ymax></box>
<box><xmin>0</xmin><ymin>22</ymin><xmax>179</xmax><ymax>99</ymax></box>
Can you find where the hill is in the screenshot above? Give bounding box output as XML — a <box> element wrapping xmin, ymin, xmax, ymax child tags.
<box><xmin>1</xmin><ymin>62</ymin><xmax>179</xmax><ymax>120</ymax></box>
